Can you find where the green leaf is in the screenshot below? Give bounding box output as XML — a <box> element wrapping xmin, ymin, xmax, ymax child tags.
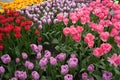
<box><xmin>56</xmin><ymin>75</ymin><xmax>62</xmax><ymax>78</ymax></box>
<box><xmin>80</xmin><ymin>68</ymin><xmax>85</xmax><ymax>72</ymax></box>
<box><xmin>55</xmin><ymin>46</ymin><xmax>60</xmax><ymax>51</ymax></box>
<box><xmin>41</xmin><ymin>76</ymin><xmax>52</xmax><ymax>80</ymax></box>
<box><xmin>43</xmin><ymin>42</ymin><xmax>50</xmax><ymax>45</ymax></box>
<box><xmin>92</xmin><ymin>74</ymin><xmax>102</xmax><ymax>80</ymax></box>
<box><xmin>51</xmin><ymin>39</ymin><xmax>59</xmax><ymax>44</ymax></box>
<box><xmin>114</xmin><ymin>68</ymin><xmax>120</xmax><ymax>75</ymax></box>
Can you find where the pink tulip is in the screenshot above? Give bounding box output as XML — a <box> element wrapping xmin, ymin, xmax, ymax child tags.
<box><xmin>57</xmin><ymin>13</ymin><xmax>64</xmax><ymax>22</ymax></box>
<box><xmin>88</xmin><ymin>41</ymin><xmax>94</xmax><ymax>48</ymax></box>
<box><xmin>93</xmin><ymin>48</ymin><xmax>104</xmax><ymax>57</ymax></box>
<box><xmin>69</xmin><ymin>26</ymin><xmax>78</xmax><ymax>35</ymax></box>
<box><xmin>100</xmin><ymin>43</ymin><xmax>112</xmax><ymax>54</ymax></box>
<box><xmin>63</xmin><ymin>27</ymin><xmax>70</xmax><ymax>36</ymax></box>
<box><xmin>84</xmin><ymin>33</ymin><xmax>95</xmax><ymax>43</ymax></box>
<box><xmin>63</xmin><ymin>18</ymin><xmax>69</xmax><ymax>25</ymax></box>
<box><xmin>76</xmin><ymin>26</ymin><xmax>84</xmax><ymax>33</ymax></box>
<box><xmin>108</xmin><ymin>54</ymin><xmax>120</xmax><ymax>67</ymax></box>
<box><xmin>110</xmin><ymin>28</ymin><xmax>119</xmax><ymax>37</ymax></box>
<box><xmin>100</xmin><ymin>32</ymin><xmax>109</xmax><ymax>42</ymax></box>
<box><xmin>72</xmin><ymin>33</ymin><xmax>81</xmax><ymax>42</ymax></box>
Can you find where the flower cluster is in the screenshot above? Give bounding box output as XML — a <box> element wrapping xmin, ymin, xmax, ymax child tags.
<box><xmin>108</xmin><ymin>53</ymin><xmax>120</xmax><ymax>67</ymax></box>
<box><xmin>81</xmin><ymin>64</ymin><xmax>95</xmax><ymax>80</ymax></box>
<box><xmin>19</xmin><ymin>0</ymin><xmax>88</xmax><ymax>29</ymax></box>
<box><xmin>0</xmin><ymin>0</ymin><xmax>44</xmax><ymax>11</ymax></box>
<box><xmin>84</xmin><ymin>33</ymin><xmax>95</xmax><ymax>48</ymax></box>
<box><xmin>0</xmin><ymin>0</ymin><xmax>120</xmax><ymax>79</ymax></box>
<box><xmin>0</xmin><ymin>9</ymin><xmax>33</xmax><ymax>50</ymax></box>
<box><xmin>93</xmin><ymin>43</ymin><xmax>112</xmax><ymax>57</ymax></box>
<box><xmin>63</xmin><ymin>25</ymin><xmax>84</xmax><ymax>42</ymax></box>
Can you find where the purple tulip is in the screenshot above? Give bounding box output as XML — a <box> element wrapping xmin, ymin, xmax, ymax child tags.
<box><xmin>38</xmin><ymin>25</ymin><xmax>42</xmax><ymax>30</ymax></box>
<box><xmin>1</xmin><ymin>54</ymin><xmax>11</xmax><ymax>64</ymax></box>
<box><xmin>22</xmin><ymin>52</ymin><xmax>28</xmax><ymax>59</ymax></box>
<box><xmin>87</xmin><ymin>64</ymin><xmax>95</xmax><ymax>72</ymax></box>
<box><xmin>0</xmin><ymin>66</ymin><xmax>5</xmax><ymax>75</ymax></box>
<box><xmin>67</xmin><ymin>57</ymin><xmax>78</xmax><ymax>68</ymax></box>
<box><xmin>64</xmin><ymin>74</ymin><xmax>73</xmax><ymax>80</ymax></box>
<box><xmin>61</xmin><ymin>64</ymin><xmax>69</xmax><ymax>75</ymax></box>
<box><xmin>10</xmin><ymin>77</ymin><xmax>18</xmax><ymax>80</ymax></box>
<box><xmin>82</xmin><ymin>72</ymin><xmax>88</xmax><ymax>80</ymax></box>
<box><xmin>102</xmin><ymin>71</ymin><xmax>112</xmax><ymax>80</ymax></box>
<box><xmin>31</xmin><ymin>71</ymin><xmax>40</xmax><ymax>80</ymax></box>
<box><xmin>50</xmin><ymin>57</ymin><xmax>57</xmax><ymax>65</ymax></box>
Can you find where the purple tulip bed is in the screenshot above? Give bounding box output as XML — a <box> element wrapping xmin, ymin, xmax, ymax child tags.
<box><xmin>0</xmin><ymin>0</ymin><xmax>120</xmax><ymax>80</ymax></box>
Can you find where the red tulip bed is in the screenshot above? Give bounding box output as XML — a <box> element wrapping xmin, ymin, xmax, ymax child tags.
<box><xmin>0</xmin><ymin>0</ymin><xmax>120</xmax><ymax>80</ymax></box>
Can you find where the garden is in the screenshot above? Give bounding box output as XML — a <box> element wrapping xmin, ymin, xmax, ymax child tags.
<box><xmin>0</xmin><ymin>0</ymin><xmax>120</xmax><ymax>80</ymax></box>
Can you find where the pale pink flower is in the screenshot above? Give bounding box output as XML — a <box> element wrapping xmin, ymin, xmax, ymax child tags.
<box><xmin>63</xmin><ymin>18</ymin><xmax>69</xmax><ymax>25</ymax></box>
<box><xmin>108</xmin><ymin>54</ymin><xmax>120</xmax><ymax>67</ymax></box>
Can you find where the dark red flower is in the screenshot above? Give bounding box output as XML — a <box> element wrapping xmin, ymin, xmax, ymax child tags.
<box><xmin>25</xmin><ymin>25</ymin><xmax>30</xmax><ymax>31</ymax></box>
<box><xmin>14</xmin><ymin>32</ymin><xmax>21</xmax><ymax>38</ymax></box>
<box><xmin>15</xmin><ymin>19</ymin><xmax>21</xmax><ymax>24</ymax></box>
<box><xmin>0</xmin><ymin>15</ymin><xmax>5</xmax><ymax>20</ymax></box>
<box><xmin>4</xmin><ymin>24</ymin><xmax>14</xmax><ymax>33</ymax></box>
<box><xmin>26</xmin><ymin>21</ymin><xmax>33</xmax><ymax>25</ymax></box>
<box><xmin>6</xmin><ymin>33</ymin><xmax>10</xmax><ymax>38</ymax></box>
<box><xmin>20</xmin><ymin>22</ymin><xmax>26</xmax><ymax>27</ymax></box>
<box><xmin>0</xmin><ymin>44</ymin><xmax>4</xmax><ymax>51</ymax></box>
<box><xmin>37</xmin><ymin>37</ymin><xmax>42</xmax><ymax>42</ymax></box>
<box><xmin>1</xmin><ymin>19</ymin><xmax>7</xmax><ymax>24</ymax></box>
<box><xmin>4</xmin><ymin>8</ymin><xmax>8</xmax><ymax>13</ymax></box>
<box><xmin>7</xmin><ymin>17</ymin><xmax>14</xmax><ymax>22</ymax></box>
<box><xmin>14</xmin><ymin>12</ymin><xmax>20</xmax><ymax>17</ymax></box>
<box><xmin>20</xmin><ymin>16</ymin><xmax>25</xmax><ymax>20</ymax></box>
<box><xmin>35</xmin><ymin>29</ymin><xmax>40</xmax><ymax>35</ymax></box>
<box><xmin>13</xmin><ymin>26</ymin><xmax>21</xmax><ymax>33</ymax></box>
<box><xmin>9</xmin><ymin>10</ymin><xmax>15</xmax><ymax>15</ymax></box>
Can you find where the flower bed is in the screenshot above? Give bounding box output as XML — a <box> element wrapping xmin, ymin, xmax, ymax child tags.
<box><xmin>0</xmin><ymin>0</ymin><xmax>120</xmax><ymax>80</ymax></box>
<box><xmin>0</xmin><ymin>0</ymin><xmax>46</xmax><ymax>11</ymax></box>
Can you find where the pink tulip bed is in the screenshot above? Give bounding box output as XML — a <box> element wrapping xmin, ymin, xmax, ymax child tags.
<box><xmin>0</xmin><ymin>0</ymin><xmax>120</xmax><ymax>80</ymax></box>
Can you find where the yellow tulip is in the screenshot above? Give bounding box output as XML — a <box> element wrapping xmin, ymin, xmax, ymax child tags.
<box><xmin>0</xmin><ymin>0</ymin><xmax>46</xmax><ymax>11</ymax></box>
<box><xmin>0</xmin><ymin>9</ymin><xmax>4</xmax><ymax>13</ymax></box>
